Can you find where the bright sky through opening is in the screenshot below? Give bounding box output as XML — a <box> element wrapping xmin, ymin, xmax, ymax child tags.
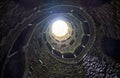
<box><xmin>51</xmin><ymin>20</ymin><xmax>69</xmax><ymax>37</ymax></box>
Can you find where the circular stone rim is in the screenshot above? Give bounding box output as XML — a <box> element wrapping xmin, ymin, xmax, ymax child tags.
<box><xmin>33</xmin><ymin>5</ymin><xmax>96</xmax><ymax>64</ymax></box>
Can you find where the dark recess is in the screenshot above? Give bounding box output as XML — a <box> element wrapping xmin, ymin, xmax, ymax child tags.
<box><xmin>102</xmin><ymin>37</ymin><xmax>120</xmax><ymax>63</ymax></box>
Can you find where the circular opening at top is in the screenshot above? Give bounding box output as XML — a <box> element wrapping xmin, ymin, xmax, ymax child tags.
<box><xmin>51</xmin><ymin>20</ymin><xmax>69</xmax><ymax>37</ymax></box>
